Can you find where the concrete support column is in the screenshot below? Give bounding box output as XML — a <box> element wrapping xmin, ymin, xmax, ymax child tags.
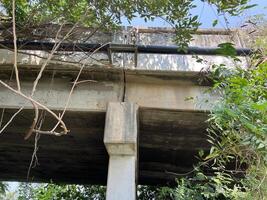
<box><xmin>104</xmin><ymin>102</ymin><xmax>138</xmax><ymax>200</ymax></box>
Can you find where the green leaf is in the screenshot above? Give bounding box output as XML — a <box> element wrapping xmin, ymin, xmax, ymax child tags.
<box><xmin>258</xmin><ymin>143</ymin><xmax>265</xmax><ymax>149</ymax></box>
<box><xmin>243</xmin><ymin>4</ymin><xmax>258</xmax><ymax>10</ymax></box>
<box><xmin>252</xmin><ymin>101</ymin><xmax>267</xmax><ymax>111</ymax></box>
<box><xmin>216</xmin><ymin>43</ymin><xmax>237</xmax><ymax>57</ymax></box>
<box><xmin>212</xmin><ymin>19</ymin><xmax>218</xmax><ymax>27</ymax></box>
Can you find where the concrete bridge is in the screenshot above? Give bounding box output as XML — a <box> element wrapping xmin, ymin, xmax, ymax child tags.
<box><xmin>0</xmin><ymin>27</ymin><xmax>249</xmax><ymax>199</ymax></box>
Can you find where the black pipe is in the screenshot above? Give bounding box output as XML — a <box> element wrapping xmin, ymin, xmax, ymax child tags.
<box><xmin>0</xmin><ymin>40</ymin><xmax>253</xmax><ymax>56</ymax></box>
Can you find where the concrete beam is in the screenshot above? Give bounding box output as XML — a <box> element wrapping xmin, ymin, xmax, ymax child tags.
<box><xmin>0</xmin><ymin>67</ymin><xmax>216</xmax><ymax>111</ymax></box>
<box><xmin>104</xmin><ymin>102</ymin><xmax>138</xmax><ymax>200</ymax></box>
<box><xmin>0</xmin><ymin>78</ymin><xmax>122</xmax><ymax>111</ymax></box>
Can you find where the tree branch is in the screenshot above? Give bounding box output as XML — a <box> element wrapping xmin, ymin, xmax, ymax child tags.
<box><xmin>0</xmin><ymin>107</ymin><xmax>23</xmax><ymax>134</ymax></box>
<box><xmin>12</xmin><ymin>0</ymin><xmax>21</xmax><ymax>91</ymax></box>
<box><xmin>0</xmin><ymin>80</ymin><xmax>68</xmax><ymax>136</ymax></box>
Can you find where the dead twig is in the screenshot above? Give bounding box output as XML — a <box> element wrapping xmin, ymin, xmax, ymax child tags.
<box><xmin>0</xmin><ymin>109</ymin><xmax>5</xmax><ymax>129</ymax></box>
<box><xmin>71</xmin><ymin>80</ymin><xmax>97</xmax><ymax>85</ymax></box>
<box><xmin>27</xmin><ymin>132</ymin><xmax>40</xmax><ymax>180</ymax></box>
<box><xmin>0</xmin><ymin>107</ymin><xmax>24</xmax><ymax>134</ymax></box>
<box><xmin>12</xmin><ymin>0</ymin><xmax>21</xmax><ymax>91</ymax></box>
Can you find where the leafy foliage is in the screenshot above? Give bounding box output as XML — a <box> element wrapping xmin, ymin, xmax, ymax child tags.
<box><xmin>0</xmin><ymin>182</ymin><xmax>8</xmax><ymax>200</ymax></box>
<box><xmin>172</xmin><ymin>172</ymin><xmax>246</xmax><ymax>200</ymax></box>
<box><xmin>0</xmin><ymin>0</ymin><xmax>199</xmax><ymax>48</ymax></box>
<box><xmin>146</xmin><ymin>33</ymin><xmax>266</xmax><ymax>199</ymax></box>
<box><xmin>18</xmin><ymin>182</ymin><xmax>35</xmax><ymax>200</ymax></box>
<box><xmin>206</xmin><ymin>0</ymin><xmax>256</xmax><ymax>16</ymax></box>
<box><xmin>16</xmin><ymin>183</ymin><xmax>178</xmax><ymax>200</ymax></box>
<box><xmin>0</xmin><ymin>0</ymin><xmax>253</xmax><ymax>49</ymax></box>
<box><xmin>206</xmin><ymin>62</ymin><xmax>267</xmax><ymax>198</ymax></box>
<box><xmin>149</xmin><ymin>62</ymin><xmax>267</xmax><ymax>200</ymax></box>
<box><xmin>0</xmin><ymin>183</ymin><xmax>7</xmax><ymax>195</ymax></box>
<box><xmin>209</xmin><ymin>63</ymin><xmax>267</xmax><ymax>160</ymax></box>
<box><xmin>0</xmin><ymin>182</ymin><xmax>17</xmax><ymax>200</ymax></box>
<box><xmin>17</xmin><ymin>183</ymin><xmax>106</xmax><ymax>200</ymax></box>
<box><xmin>166</xmin><ymin>62</ymin><xmax>267</xmax><ymax>200</ymax></box>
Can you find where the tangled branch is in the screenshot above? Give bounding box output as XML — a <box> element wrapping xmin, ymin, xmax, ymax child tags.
<box><xmin>0</xmin><ymin>80</ymin><xmax>69</xmax><ymax>136</ymax></box>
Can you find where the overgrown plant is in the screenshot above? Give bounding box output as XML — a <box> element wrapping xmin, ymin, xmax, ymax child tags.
<box><xmin>168</xmin><ymin>62</ymin><xmax>267</xmax><ymax>199</ymax></box>
<box><xmin>207</xmin><ymin>62</ymin><xmax>267</xmax><ymax>198</ymax></box>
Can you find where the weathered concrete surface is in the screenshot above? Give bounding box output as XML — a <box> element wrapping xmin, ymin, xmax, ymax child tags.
<box><xmin>114</xmin><ymin>27</ymin><xmax>248</xmax><ymax>70</ymax></box>
<box><xmin>0</xmin><ymin>108</ymin><xmax>209</xmax><ymax>185</ymax></box>
<box><xmin>0</xmin><ymin>64</ymin><xmax>211</xmax><ymax>185</ymax></box>
<box><xmin>106</xmin><ymin>156</ymin><xmax>136</xmax><ymax>200</ymax></box>
<box><xmin>139</xmin><ymin>108</ymin><xmax>209</xmax><ymax>184</ymax></box>
<box><xmin>0</xmin><ymin>109</ymin><xmax>109</xmax><ymax>184</ymax></box>
<box><xmin>0</xmin><ymin>65</ymin><xmax>216</xmax><ymax>111</ymax></box>
<box><xmin>104</xmin><ymin>103</ymin><xmax>138</xmax><ymax>155</ymax></box>
<box><xmin>0</xmin><ymin>27</ymin><xmax>249</xmax><ymax>71</ymax></box>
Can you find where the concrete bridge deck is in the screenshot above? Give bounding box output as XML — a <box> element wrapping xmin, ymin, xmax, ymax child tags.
<box><xmin>0</xmin><ymin>65</ymin><xmax>211</xmax><ymax>185</ymax></box>
<box><xmin>0</xmin><ymin>27</ymin><xmax>250</xmax><ymax>199</ymax></box>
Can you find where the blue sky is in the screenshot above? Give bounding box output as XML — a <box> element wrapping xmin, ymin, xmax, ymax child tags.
<box><xmin>122</xmin><ymin>0</ymin><xmax>267</xmax><ymax>28</ymax></box>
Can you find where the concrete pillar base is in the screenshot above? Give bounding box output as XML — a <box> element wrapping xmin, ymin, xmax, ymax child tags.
<box><xmin>106</xmin><ymin>155</ymin><xmax>136</xmax><ymax>200</ymax></box>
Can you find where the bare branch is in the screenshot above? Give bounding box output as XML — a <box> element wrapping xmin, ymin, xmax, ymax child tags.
<box><xmin>32</xmin><ymin>129</ymin><xmax>65</xmax><ymax>136</ymax></box>
<box><xmin>51</xmin><ymin>42</ymin><xmax>110</xmax><ymax>132</ymax></box>
<box><xmin>30</xmin><ymin>21</ymin><xmax>85</xmax><ymax>97</ymax></box>
<box><xmin>0</xmin><ymin>109</ymin><xmax>5</xmax><ymax>129</ymax></box>
<box><xmin>12</xmin><ymin>0</ymin><xmax>21</xmax><ymax>91</ymax></box>
<box><xmin>27</xmin><ymin>132</ymin><xmax>40</xmax><ymax>180</ymax></box>
<box><xmin>71</xmin><ymin>80</ymin><xmax>97</xmax><ymax>85</ymax></box>
<box><xmin>24</xmin><ymin>102</ymin><xmax>39</xmax><ymax>140</ymax></box>
<box><xmin>0</xmin><ymin>107</ymin><xmax>23</xmax><ymax>134</ymax></box>
<box><xmin>30</xmin><ymin>9</ymin><xmax>91</xmax><ymax>97</ymax></box>
<box><xmin>0</xmin><ymin>80</ymin><xmax>68</xmax><ymax>135</ymax></box>
<box><xmin>30</xmin><ymin>23</ymin><xmax>66</xmax><ymax>97</ymax></box>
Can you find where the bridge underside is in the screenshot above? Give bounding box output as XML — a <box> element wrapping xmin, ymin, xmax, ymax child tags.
<box><xmin>0</xmin><ymin>65</ymin><xmax>211</xmax><ymax>185</ymax></box>
<box><xmin>0</xmin><ymin>108</ymin><xmax>208</xmax><ymax>185</ymax></box>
